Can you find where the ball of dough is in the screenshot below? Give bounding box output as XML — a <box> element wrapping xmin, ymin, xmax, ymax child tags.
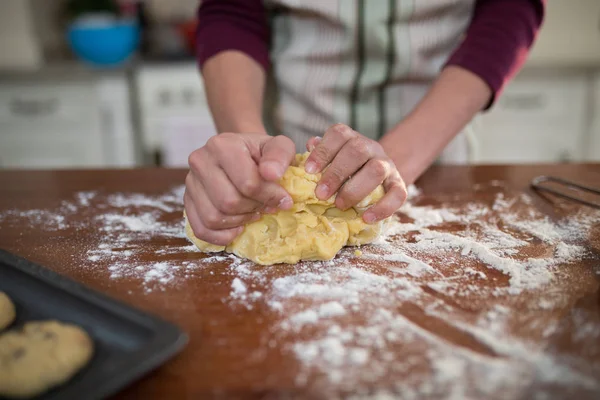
<box><xmin>185</xmin><ymin>152</ymin><xmax>390</xmax><ymax>265</ymax></box>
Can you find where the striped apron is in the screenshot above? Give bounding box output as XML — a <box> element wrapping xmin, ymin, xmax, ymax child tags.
<box><xmin>264</xmin><ymin>0</ymin><xmax>477</xmax><ymax>164</ymax></box>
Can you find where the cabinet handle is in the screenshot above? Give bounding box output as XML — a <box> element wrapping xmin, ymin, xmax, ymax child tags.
<box><xmin>501</xmin><ymin>93</ymin><xmax>546</xmax><ymax>110</ymax></box>
<box><xmin>558</xmin><ymin>150</ymin><xmax>572</xmax><ymax>163</ymax></box>
<box><xmin>9</xmin><ymin>98</ymin><xmax>59</xmax><ymax>117</ymax></box>
<box><xmin>182</xmin><ymin>88</ymin><xmax>195</xmax><ymax>105</ymax></box>
<box><xmin>158</xmin><ymin>89</ymin><xmax>171</xmax><ymax>106</ymax></box>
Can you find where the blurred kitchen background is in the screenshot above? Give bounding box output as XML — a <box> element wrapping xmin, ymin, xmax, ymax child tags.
<box><xmin>0</xmin><ymin>0</ymin><xmax>599</xmax><ymax>169</ymax></box>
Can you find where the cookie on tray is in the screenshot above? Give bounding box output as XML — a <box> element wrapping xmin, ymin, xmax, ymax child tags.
<box><xmin>0</xmin><ymin>320</ymin><xmax>94</xmax><ymax>398</ymax></box>
<box><xmin>0</xmin><ymin>292</ymin><xmax>16</xmax><ymax>331</ymax></box>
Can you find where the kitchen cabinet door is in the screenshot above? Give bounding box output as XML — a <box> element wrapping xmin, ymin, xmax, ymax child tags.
<box><xmin>0</xmin><ymin>77</ymin><xmax>137</xmax><ymax>169</ymax></box>
<box><xmin>475</xmin><ymin>73</ymin><xmax>588</xmax><ymax>164</ymax></box>
<box><xmin>136</xmin><ymin>63</ymin><xmax>216</xmax><ymax>164</ymax></box>
<box><xmin>0</xmin><ymin>81</ymin><xmax>105</xmax><ymax>168</ymax></box>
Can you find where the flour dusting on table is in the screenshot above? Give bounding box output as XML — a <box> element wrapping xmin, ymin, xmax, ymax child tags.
<box><xmin>1</xmin><ymin>182</ymin><xmax>599</xmax><ymax>398</ymax></box>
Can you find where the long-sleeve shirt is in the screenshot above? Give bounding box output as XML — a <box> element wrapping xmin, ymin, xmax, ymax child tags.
<box><xmin>195</xmin><ymin>0</ymin><xmax>545</xmax><ymax>150</ymax></box>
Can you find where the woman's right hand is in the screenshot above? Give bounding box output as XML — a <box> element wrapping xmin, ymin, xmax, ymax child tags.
<box><xmin>185</xmin><ymin>133</ymin><xmax>296</xmax><ymax>246</ymax></box>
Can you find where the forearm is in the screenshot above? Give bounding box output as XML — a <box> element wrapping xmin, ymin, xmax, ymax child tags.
<box><xmin>202</xmin><ymin>51</ymin><xmax>267</xmax><ymax>135</ymax></box>
<box><xmin>379</xmin><ymin>66</ymin><xmax>491</xmax><ymax>185</ymax></box>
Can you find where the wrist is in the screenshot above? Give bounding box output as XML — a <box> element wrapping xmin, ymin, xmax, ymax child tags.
<box><xmin>219</xmin><ymin>121</ymin><xmax>267</xmax><ymax>136</ymax></box>
<box><xmin>233</xmin><ymin>127</ymin><xmax>268</xmax><ymax>136</ymax></box>
<box><xmin>380</xmin><ymin>120</ymin><xmax>436</xmax><ymax>185</ymax></box>
<box><xmin>379</xmin><ymin>66</ymin><xmax>491</xmax><ymax>184</ymax></box>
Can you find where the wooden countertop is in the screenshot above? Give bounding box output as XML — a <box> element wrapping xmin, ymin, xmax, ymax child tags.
<box><xmin>0</xmin><ymin>164</ymin><xmax>599</xmax><ymax>399</ymax></box>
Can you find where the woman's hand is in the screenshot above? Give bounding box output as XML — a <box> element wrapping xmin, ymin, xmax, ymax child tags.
<box><xmin>305</xmin><ymin>124</ymin><xmax>407</xmax><ymax>223</ymax></box>
<box><xmin>185</xmin><ymin>133</ymin><xmax>296</xmax><ymax>246</ymax></box>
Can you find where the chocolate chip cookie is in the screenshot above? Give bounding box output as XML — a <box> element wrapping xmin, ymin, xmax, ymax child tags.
<box><xmin>0</xmin><ymin>321</ymin><xmax>94</xmax><ymax>398</ymax></box>
<box><xmin>0</xmin><ymin>292</ymin><xmax>16</xmax><ymax>331</ymax></box>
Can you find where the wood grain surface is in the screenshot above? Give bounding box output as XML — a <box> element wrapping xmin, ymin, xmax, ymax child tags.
<box><xmin>0</xmin><ymin>164</ymin><xmax>598</xmax><ymax>399</ymax></box>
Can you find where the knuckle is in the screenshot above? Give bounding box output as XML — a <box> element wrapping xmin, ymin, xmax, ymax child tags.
<box><xmin>349</xmin><ymin>137</ymin><xmax>371</xmax><ymax>157</ymax></box>
<box><xmin>276</xmin><ymin>134</ymin><xmax>295</xmax><ymax>148</ymax></box>
<box><xmin>206</xmin><ymin>134</ymin><xmax>220</xmax><ymax>149</ymax></box>
<box><xmin>330</xmin><ymin>123</ymin><xmax>355</xmax><ymax>140</ymax></box>
<box><xmin>219</xmin><ymin>195</ymin><xmax>242</xmax><ymax>215</ymax></box>
<box><xmin>187</xmin><ymin>149</ymin><xmax>203</xmax><ymax>171</ymax></box>
<box><xmin>207</xmin><ymin>133</ymin><xmax>233</xmax><ymax>151</ymax></box>
<box><xmin>370</xmin><ymin>159</ymin><xmax>389</xmax><ymax>179</ymax></box>
<box><xmin>203</xmin><ymin>211</ymin><xmax>224</xmax><ymax>230</ymax></box>
<box><xmin>238</xmin><ymin>178</ymin><xmax>260</xmax><ymax>198</ymax></box>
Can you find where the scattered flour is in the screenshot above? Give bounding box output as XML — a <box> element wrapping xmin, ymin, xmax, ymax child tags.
<box><xmin>1</xmin><ymin>182</ymin><xmax>599</xmax><ymax>397</ymax></box>
<box><xmin>224</xmin><ymin>186</ymin><xmax>599</xmax><ymax>395</ymax></box>
<box><xmin>231</xmin><ymin>278</ymin><xmax>247</xmax><ymax>295</ymax></box>
<box><xmin>0</xmin><ymin>209</ymin><xmax>68</xmax><ymax>230</ymax></box>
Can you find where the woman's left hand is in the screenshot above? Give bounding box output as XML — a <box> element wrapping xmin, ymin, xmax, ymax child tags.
<box><xmin>304</xmin><ymin>123</ymin><xmax>407</xmax><ymax>223</ymax></box>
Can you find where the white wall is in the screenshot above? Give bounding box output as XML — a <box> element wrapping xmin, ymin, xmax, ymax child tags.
<box><xmin>527</xmin><ymin>0</ymin><xmax>600</xmax><ymax>67</ymax></box>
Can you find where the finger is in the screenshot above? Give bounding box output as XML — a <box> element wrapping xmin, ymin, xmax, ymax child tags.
<box><xmin>216</xmin><ymin>140</ymin><xmax>290</xmax><ymax>209</ymax></box>
<box><xmin>306</xmin><ymin>136</ymin><xmax>322</xmax><ymax>152</ymax></box>
<box><xmin>305</xmin><ymin>124</ymin><xmax>356</xmax><ymax>174</ymax></box>
<box><xmin>335</xmin><ymin>158</ymin><xmax>390</xmax><ymax>210</ymax></box>
<box><xmin>316</xmin><ymin>136</ymin><xmax>373</xmax><ymax>201</ymax></box>
<box><xmin>258</xmin><ymin>135</ymin><xmax>296</xmax><ymax>181</ymax></box>
<box><xmin>362</xmin><ymin>173</ymin><xmax>408</xmax><ymax>223</ymax></box>
<box><xmin>184</xmin><ymin>187</ymin><xmax>203</xmax><ymax>234</ymax></box>
<box><xmin>184</xmin><ymin>191</ymin><xmax>243</xmax><ymax>246</ymax></box>
<box><xmin>189</xmin><ymin>148</ymin><xmax>258</xmax><ymax>214</ymax></box>
<box><xmin>194</xmin><ymin>152</ymin><xmax>262</xmax><ymax>215</ymax></box>
<box><xmin>186</xmin><ymin>180</ymin><xmax>260</xmax><ymax>230</ymax></box>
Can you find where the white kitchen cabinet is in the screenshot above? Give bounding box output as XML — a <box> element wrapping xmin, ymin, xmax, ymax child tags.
<box><xmin>135</xmin><ymin>63</ymin><xmax>216</xmax><ymax>167</ymax></box>
<box><xmin>475</xmin><ymin>72</ymin><xmax>589</xmax><ymax>164</ymax></box>
<box><xmin>0</xmin><ymin>75</ymin><xmax>137</xmax><ymax>169</ymax></box>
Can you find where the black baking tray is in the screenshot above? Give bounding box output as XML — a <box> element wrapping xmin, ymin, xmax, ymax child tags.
<box><xmin>0</xmin><ymin>249</ymin><xmax>188</xmax><ymax>400</ymax></box>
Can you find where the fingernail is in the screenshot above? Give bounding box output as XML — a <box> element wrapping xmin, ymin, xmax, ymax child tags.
<box><xmin>264</xmin><ymin>206</ymin><xmax>277</xmax><ymax>214</ymax></box>
<box><xmin>273</xmin><ymin>164</ymin><xmax>285</xmax><ymax>179</ymax></box>
<box><xmin>308</xmin><ymin>136</ymin><xmax>322</xmax><ymax>151</ymax></box>
<box><xmin>316</xmin><ymin>184</ymin><xmax>329</xmax><ymax>199</ymax></box>
<box><xmin>363</xmin><ymin>212</ymin><xmax>377</xmax><ymax>224</ymax></box>
<box><xmin>278</xmin><ymin>196</ymin><xmax>293</xmax><ymax>210</ymax></box>
<box><xmin>305</xmin><ymin>161</ymin><xmax>317</xmax><ymax>174</ymax></box>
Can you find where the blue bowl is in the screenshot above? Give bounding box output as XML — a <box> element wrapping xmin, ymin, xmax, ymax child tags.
<box><xmin>68</xmin><ymin>19</ymin><xmax>140</xmax><ymax>67</ymax></box>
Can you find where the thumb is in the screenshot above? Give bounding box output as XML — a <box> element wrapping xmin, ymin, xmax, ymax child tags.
<box><xmin>258</xmin><ymin>135</ymin><xmax>296</xmax><ymax>181</ymax></box>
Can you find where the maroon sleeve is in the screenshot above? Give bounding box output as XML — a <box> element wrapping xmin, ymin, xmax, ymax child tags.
<box><xmin>445</xmin><ymin>0</ymin><xmax>545</xmax><ymax>109</ymax></box>
<box><xmin>196</xmin><ymin>0</ymin><xmax>270</xmax><ymax>71</ymax></box>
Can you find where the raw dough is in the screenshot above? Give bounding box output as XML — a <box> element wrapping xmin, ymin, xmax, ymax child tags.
<box><xmin>0</xmin><ymin>292</ymin><xmax>16</xmax><ymax>331</ymax></box>
<box><xmin>0</xmin><ymin>321</ymin><xmax>94</xmax><ymax>398</ymax></box>
<box><xmin>186</xmin><ymin>152</ymin><xmax>390</xmax><ymax>265</ymax></box>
